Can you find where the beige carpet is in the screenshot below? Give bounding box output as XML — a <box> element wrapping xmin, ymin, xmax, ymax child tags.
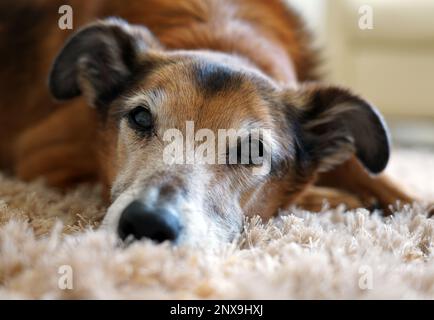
<box><xmin>0</xmin><ymin>148</ymin><xmax>433</xmax><ymax>299</ymax></box>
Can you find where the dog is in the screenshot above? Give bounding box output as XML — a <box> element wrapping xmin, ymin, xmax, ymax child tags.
<box><xmin>0</xmin><ymin>0</ymin><xmax>424</xmax><ymax>246</ymax></box>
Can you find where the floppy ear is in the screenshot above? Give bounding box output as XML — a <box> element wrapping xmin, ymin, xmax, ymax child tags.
<box><xmin>49</xmin><ymin>18</ymin><xmax>161</xmax><ymax>108</ymax></box>
<box><xmin>287</xmin><ymin>84</ymin><xmax>390</xmax><ymax>174</ymax></box>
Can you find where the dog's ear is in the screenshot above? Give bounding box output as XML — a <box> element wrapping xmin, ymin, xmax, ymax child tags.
<box><xmin>49</xmin><ymin>18</ymin><xmax>162</xmax><ymax>108</ymax></box>
<box><xmin>285</xmin><ymin>84</ymin><xmax>390</xmax><ymax>174</ymax></box>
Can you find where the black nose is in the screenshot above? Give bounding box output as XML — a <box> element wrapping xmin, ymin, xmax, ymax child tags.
<box><xmin>118</xmin><ymin>201</ymin><xmax>182</xmax><ymax>243</ymax></box>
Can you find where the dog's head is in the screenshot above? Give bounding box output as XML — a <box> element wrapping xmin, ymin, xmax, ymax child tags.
<box><xmin>49</xmin><ymin>19</ymin><xmax>390</xmax><ymax>247</ymax></box>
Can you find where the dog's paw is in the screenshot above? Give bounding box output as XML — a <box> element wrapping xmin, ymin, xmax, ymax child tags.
<box><xmin>294</xmin><ymin>186</ymin><xmax>364</xmax><ymax>212</ymax></box>
<box><xmin>428</xmin><ymin>205</ymin><xmax>434</xmax><ymax>218</ymax></box>
<box><xmin>13</xmin><ymin>102</ymin><xmax>98</xmax><ymax>188</ymax></box>
<box><xmin>15</xmin><ymin>140</ymin><xmax>96</xmax><ymax>188</ymax></box>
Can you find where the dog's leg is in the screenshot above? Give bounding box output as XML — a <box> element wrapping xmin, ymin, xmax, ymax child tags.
<box><xmin>316</xmin><ymin>156</ymin><xmax>423</xmax><ymax>215</ymax></box>
<box><xmin>293</xmin><ymin>186</ymin><xmax>364</xmax><ymax>212</ymax></box>
<box><xmin>13</xmin><ymin>101</ymin><xmax>98</xmax><ymax>188</ymax></box>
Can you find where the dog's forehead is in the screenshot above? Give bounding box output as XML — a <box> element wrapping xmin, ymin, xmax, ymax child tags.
<box><xmin>129</xmin><ymin>51</ymin><xmax>277</xmax><ymax>131</ymax></box>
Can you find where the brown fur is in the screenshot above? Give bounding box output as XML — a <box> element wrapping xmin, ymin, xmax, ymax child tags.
<box><xmin>0</xmin><ymin>0</ymin><xmax>314</xmax><ymax>173</ymax></box>
<box><xmin>0</xmin><ymin>0</ymin><xmax>426</xmax><ymax>244</ymax></box>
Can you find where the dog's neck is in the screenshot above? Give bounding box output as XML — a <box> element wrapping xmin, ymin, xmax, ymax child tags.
<box><xmin>160</xmin><ymin>24</ymin><xmax>299</xmax><ymax>86</ymax></box>
<box><xmin>116</xmin><ymin>1</ymin><xmax>301</xmax><ymax>86</ymax></box>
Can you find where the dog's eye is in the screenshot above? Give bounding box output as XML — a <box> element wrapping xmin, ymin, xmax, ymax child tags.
<box><xmin>128</xmin><ymin>107</ymin><xmax>153</xmax><ymax>132</ymax></box>
<box><xmin>231</xmin><ymin>136</ymin><xmax>264</xmax><ymax>166</ymax></box>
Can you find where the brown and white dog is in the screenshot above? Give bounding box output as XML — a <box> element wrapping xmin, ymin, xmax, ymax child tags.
<box><xmin>0</xmin><ymin>0</ymin><xmax>423</xmax><ymax>246</ymax></box>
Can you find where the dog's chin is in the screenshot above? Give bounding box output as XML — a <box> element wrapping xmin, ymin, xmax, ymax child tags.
<box><xmin>100</xmin><ymin>189</ymin><xmax>233</xmax><ymax>249</ymax></box>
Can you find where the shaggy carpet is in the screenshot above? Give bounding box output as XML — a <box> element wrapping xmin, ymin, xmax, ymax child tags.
<box><xmin>0</xmin><ymin>148</ymin><xmax>433</xmax><ymax>299</ymax></box>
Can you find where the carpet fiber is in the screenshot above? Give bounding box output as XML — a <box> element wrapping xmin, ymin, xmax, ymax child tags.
<box><xmin>1</xmin><ymin>149</ymin><xmax>433</xmax><ymax>299</ymax></box>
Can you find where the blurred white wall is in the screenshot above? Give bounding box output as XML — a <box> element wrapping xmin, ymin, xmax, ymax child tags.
<box><xmin>286</xmin><ymin>0</ymin><xmax>434</xmax><ymax>146</ymax></box>
<box><xmin>286</xmin><ymin>0</ymin><xmax>326</xmax><ymax>46</ymax></box>
<box><xmin>287</xmin><ymin>0</ymin><xmax>434</xmax><ymax>120</ymax></box>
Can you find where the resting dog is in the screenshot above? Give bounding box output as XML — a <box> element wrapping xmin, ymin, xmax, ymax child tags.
<box><xmin>0</xmin><ymin>0</ymin><xmax>422</xmax><ymax>246</ymax></box>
